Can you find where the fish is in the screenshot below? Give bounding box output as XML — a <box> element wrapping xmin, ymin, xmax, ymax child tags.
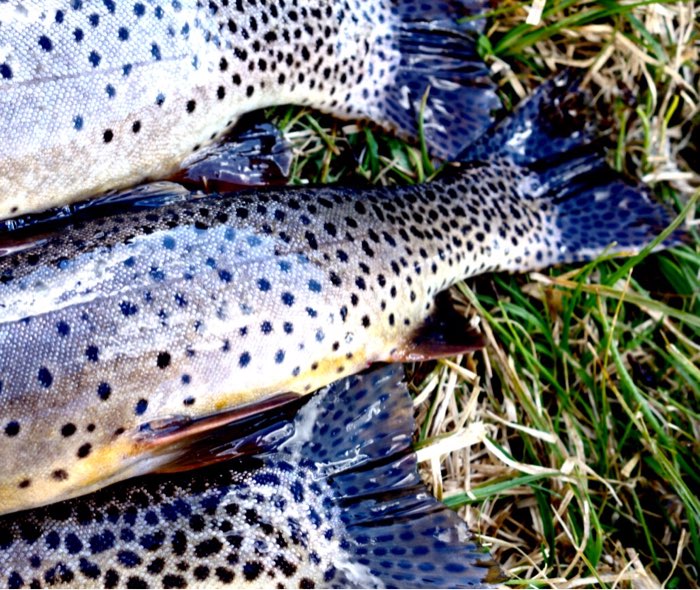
<box><xmin>0</xmin><ymin>364</ymin><xmax>504</xmax><ymax>589</ymax></box>
<box><xmin>0</xmin><ymin>75</ymin><xmax>687</xmax><ymax>515</ymax></box>
<box><xmin>0</xmin><ymin>0</ymin><xmax>499</xmax><ymax>218</ymax></box>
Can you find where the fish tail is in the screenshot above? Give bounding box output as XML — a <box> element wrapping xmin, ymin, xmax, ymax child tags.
<box><xmin>533</xmin><ymin>154</ymin><xmax>688</xmax><ymax>264</ymax></box>
<box><xmin>460</xmin><ymin>72</ymin><xmax>689</xmax><ymax>269</ymax></box>
<box><xmin>365</xmin><ymin>0</ymin><xmax>500</xmax><ymax>160</ymax></box>
<box><xmin>457</xmin><ymin>70</ymin><xmax>597</xmax><ymax>164</ymax></box>
<box><xmin>278</xmin><ymin>364</ymin><xmax>504</xmax><ymax>589</ymax></box>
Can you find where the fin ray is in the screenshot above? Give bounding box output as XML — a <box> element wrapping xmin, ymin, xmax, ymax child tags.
<box><xmin>275</xmin><ymin>364</ymin><xmax>505</xmax><ymax>588</ymax></box>
<box><xmin>363</xmin><ymin>0</ymin><xmax>500</xmax><ymax>160</ymax></box>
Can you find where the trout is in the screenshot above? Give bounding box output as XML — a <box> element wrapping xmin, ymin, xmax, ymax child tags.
<box><xmin>0</xmin><ymin>0</ymin><xmax>498</xmax><ymax>218</ymax></box>
<box><xmin>0</xmin><ymin>365</ymin><xmax>503</xmax><ymax>589</ymax></box>
<box><xmin>0</xmin><ymin>77</ymin><xmax>686</xmax><ymax>515</ymax></box>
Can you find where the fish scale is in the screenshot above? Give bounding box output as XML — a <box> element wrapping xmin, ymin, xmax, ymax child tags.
<box><xmin>0</xmin><ymin>75</ymin><xmax>686</xmax><ymax>515</ymax></box>
<box><xmin>0</xmin><ymin>0</ymin><xmax>498</xmax><ymax>217</ymax></box>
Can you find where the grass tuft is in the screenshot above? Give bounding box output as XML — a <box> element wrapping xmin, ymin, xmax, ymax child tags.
<box><xmin>264</xmin><ymin>1</ymin><xmax>699</xmax><ymax>586</ymax></box>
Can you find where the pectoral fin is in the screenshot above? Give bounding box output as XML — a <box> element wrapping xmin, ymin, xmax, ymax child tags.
<box><xmin>135</xmin><ymin>392</ymin><xmax>303</xmax><ymax>473</ymax></box>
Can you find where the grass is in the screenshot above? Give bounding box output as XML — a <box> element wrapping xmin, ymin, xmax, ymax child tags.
<box><xmin>261</xmin><ymin>1</ymin><xmax>699</xmax><ymax>587</ymax></box>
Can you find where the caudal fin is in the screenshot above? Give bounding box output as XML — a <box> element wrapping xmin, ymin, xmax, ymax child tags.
<box><xmin>458</xmin><ymin>72</ymin><xmax>689</xmax><ymax>269</ymax></box>
<box><xmin>277</xmin><ymin>364</ymin><xmax>504</xmax><ymax>589</ymax></box>
<box><xmin>360</xmin><ymin>1</ymin><xmax>500</xmax><ymax>160</ymax></box>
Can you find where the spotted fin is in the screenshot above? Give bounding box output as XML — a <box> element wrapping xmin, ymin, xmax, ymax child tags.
<box><xmin>172</xmin><ymin>121</ymin><xmax>293</xmax><ymax>192</ymax></box>
<box><xmin>390</xmin><ymin>292</ymin><xmax>484</xmax><ymax>362</ymax></box>
<box><xmin>459</xmin><ymin>72</ymin><xmax>689</xmax><ymax>261</ymax></box>
<box><xmin>375</xmin><ymin>0</ymin><xmax>500</xmax><ymax>160</ymax></box>
<box><xmin>275</xmin><ymin>364</ymin><xmax>504</xmax><ymax>588</ymax></box>
<box><xmin>457</xmin><ymin>70</ymin><xmax>597</xmax><ymax>164</ymax></box>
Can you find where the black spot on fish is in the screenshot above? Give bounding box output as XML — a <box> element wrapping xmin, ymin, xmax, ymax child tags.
<box><xmin>243</xmin><ymin>562</ymin><xmax>263</xmax><ymax>582</ymax></box>
<box><xmin>85</xmin><ymin>345</ymin><xmax>99</xmax><ymax>362</ymax></box>
<box><xmin>103</xmin><ymin>129</ymin><xmax>113</xmax><ymax>143</ymax></box>
<box><xmin>104</xmin><ymin>569</ymin><xmax>120</xmax><ymax>588</ymax></box>
<box><xmin>215</xmin><ymin>567</ymin><xmax>234</xmax><ymax>583</ymax></box>
<box><xmin>97</xmin><ymin>382</ymin><xmax>111</xmax><ymax>401</ymax></box>
<box><xmin>194</xmin><ymin>538</ymin><xmax>222</xmax><ymax>558</ymax></box>
<box><xmin>61</xmin><ymin>423</ymin><xmax>76</xmax><ymax>437</ymax></box>
<box><xmin>193</xmin><ymin>566</ymin><xmax>209</xmax><ymax>581</ymax></box>
<box><xmin>239</xmin><ymin>352</ymin><xmax>251</xmax><ymax>368</ymax></box>
<box><xmin>52</xmin><ymin>469</ymin><xmax>68</xmax><ymax>481</ymax></box>
<box><xmin>157</xmin><ymin>351</ymin><xmax>171</xmax><ymax>369</ymax></box>
<box><xmin>135</xmin><ymin>399</ymin><xmax>148</xmax><ymax>415</ymax></box>
<box><xmin>4</xmin><ymin>421</ymin><xmax>20</xmax><ymax>437</ymax></box>
<box><xmin>38</xmin><ymin>35</ymin><xmax>53</xmax><ymax>51</ymax></box>
<box><xmin>0</xmin><ymin>63</ymin><xmax>13</xmax><ymax>79</ymax></box>
<box><xmin>77</xmin><ymin>443</ymin><xmax>92</xmax><ymax>459</ymax></box>
<box><xmin>38</xmin><ymin>367</ymin><xmax>53</xmax><ymax>388</ymax></box>
<box><xmin>120</xmin><ymin>301</ymin><xmax>138</xmax><ymax>316</ymax></box>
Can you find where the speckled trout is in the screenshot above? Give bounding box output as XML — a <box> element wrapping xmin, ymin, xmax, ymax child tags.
<box><xmin>0</xmin><ymin>0</ymin><xmax>498</xmax><ymax>218</ymax></box>
<box><xmin>0</xmin><ymin>77</ymin><xmax>686</xmax><ymax>515</ymax></box>
<box><xmin>0</xmin><ymin>365</ymin><xmax>504</xmax><ymax>589</ymax></box>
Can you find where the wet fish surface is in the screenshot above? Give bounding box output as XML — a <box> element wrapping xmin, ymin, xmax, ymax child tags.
<box><xmin>0</xmin><ymin>0</ymin><xmax>498</xmax><ymax>217</ymax></box>
<box><xmin>0</xmin><ymin>364</ymin><xmax>503</xmax><ymax>589</ymax></box>
<box><xmin>0</xmin><ymin>77</ymin><xmax>686</xmax><ymax>515</ymax></box>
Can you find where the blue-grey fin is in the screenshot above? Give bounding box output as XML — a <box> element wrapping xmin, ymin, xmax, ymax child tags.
<box><xmin>172</xmin><ymin>122</ymin><xmax>293</xmax><ymax>192</ymax></box>
<box><xmin>0</xmin><ymin>182</ymin><xmax>193</xmax><ymax>236</ymax></box>
<box><xmin>276</xmin><ymin>364</ymin><xmax>505</xmax><ymax>589</ymax></box>
<box><xmin>540</xmin><ymin>156</ymin><xmax>689</xmax><ymax>261</ymax></box>
<box><xmin>457</xmin><ymin>70</ymin><xmax>597</xmax><ymax>164</ymax></box>
<box><xmin>373</xmin><ymin>0</ymin><xmax>500</xmax><ymax>160</ymax></box>
<box><xmin>457</xmin><ymin>71</ymin><xmax>689</xmax><ymax>258</ymax></box>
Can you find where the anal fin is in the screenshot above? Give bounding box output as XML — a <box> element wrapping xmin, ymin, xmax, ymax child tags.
<box><xmin>391</xmin><ymin>292</ymin><xmax>484</xmax><ymax>362</ymax></box>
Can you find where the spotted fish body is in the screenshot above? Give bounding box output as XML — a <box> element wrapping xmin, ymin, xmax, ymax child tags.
<box><xmin>0</xmin><ymin>365</ymin><xmax>502</xmax><ymax>589</ymax></box>
<box><xmin>0</xmin><ymin>0</ymin><xmax>497</xmax><ymax>218</ymax></box>
<box><xmin>0</xmin><ymin>77</ymin><xmax>684</xmax><ymax>515</ymax></box>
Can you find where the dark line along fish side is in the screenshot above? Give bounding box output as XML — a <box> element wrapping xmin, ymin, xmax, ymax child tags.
<box><xmin>0</xmin><ymin>77</ymin><xmax>687</xmax><ymax>515</ymax></box>
<box><xmin>0</xmin><ymin>0</ymin><xmax>498</xmax><ymax>218</ymax></box>
<box><xmin>0</xmin><ymin>364</ymin><xmax>504</xmax><ymax>589</ymax></box>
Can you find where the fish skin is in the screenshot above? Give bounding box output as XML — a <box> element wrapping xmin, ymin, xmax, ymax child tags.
<box><xmin>0</xmin><ymin>0</ymin><xmax>498</xmax><ymax>218</ymax></box>
<box><xmin>0</xmin><ymin>79</ymin><xmax>685</xmax><ymax>516</ymax></box>
<box><xmin>0</xmin><ymin>364</ymin><xmax>502</xmax><ymax>589</ymax></box>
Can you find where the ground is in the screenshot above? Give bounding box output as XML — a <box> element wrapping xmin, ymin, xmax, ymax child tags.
<box><xmin>266</xmin><ymin>1</ymin><xmax>699</xmax><ymax>587</ymax></box>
